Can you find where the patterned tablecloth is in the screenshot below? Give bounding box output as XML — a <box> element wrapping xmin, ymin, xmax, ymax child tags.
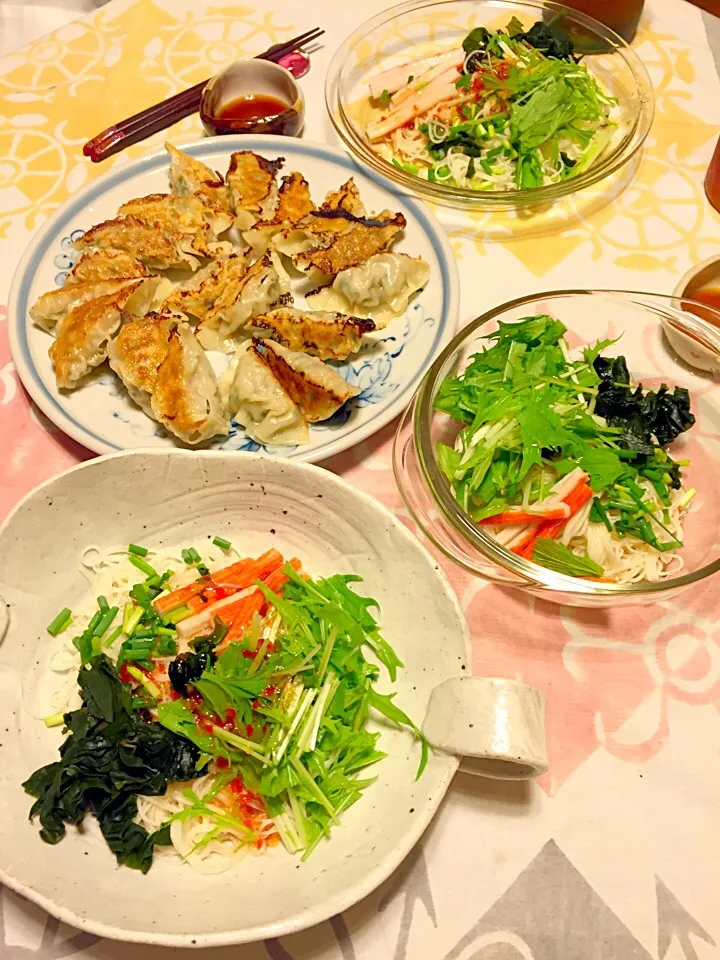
<box><xmin>2</xmin><ymin>1</ymin><xmax>720</xmax><ymax>957</ymax></box>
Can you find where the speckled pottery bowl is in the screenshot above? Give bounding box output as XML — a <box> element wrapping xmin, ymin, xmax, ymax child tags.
<box><xmin>0</xmin><ymin>450</ymin><xmax>470</xmax><ymax>947</ymax></box>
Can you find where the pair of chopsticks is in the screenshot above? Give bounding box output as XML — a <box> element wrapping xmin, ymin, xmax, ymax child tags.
<box><xmin>83</xmin><ymin>27</ymin><xmax>324</xmax><ymax>164</ymax></box>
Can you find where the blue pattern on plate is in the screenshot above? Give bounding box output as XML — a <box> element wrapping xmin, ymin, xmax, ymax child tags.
<box><xmin>53</xmin><ymin>229</ymin><xmax>85</xmax><ymax>286</ymax></box>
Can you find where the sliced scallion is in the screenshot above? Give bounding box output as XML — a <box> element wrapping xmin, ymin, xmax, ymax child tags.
<box><xmin>128</xmin><ymin>543</ymin><xmax>149</xmax><ymax>557</ymax></box>
<box><xmin>46</xmin><ymin>608</ymin><xmax>72</xmax><ymax>636</ymax></box>
<box><xmin>212</xmin><ymin>536</ymin><xmax>232</xmax><ymax>551</ymax></box>
<box><xmin>129</xmin><ymin>555</ymin><xmax>158</xmax><ymax>578</ymax></box>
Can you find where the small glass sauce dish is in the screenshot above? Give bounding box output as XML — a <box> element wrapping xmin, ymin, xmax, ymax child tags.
<box><xmin>200</xmin><ymin>59</ymin><xmax>304</xmax><ymax>137</ymax></box>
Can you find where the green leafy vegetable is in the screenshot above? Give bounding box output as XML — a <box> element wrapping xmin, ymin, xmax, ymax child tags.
<box><xmin>531</xmin><ymin>539</ymin><xmax>604</xmax><ymax>577</ymax></box>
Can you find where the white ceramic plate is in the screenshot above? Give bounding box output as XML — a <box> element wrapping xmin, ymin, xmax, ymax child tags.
<box><xmin>0</xmin><ymin>450</ymin><xmax>469</xmax><ymax>947</ymax></box>
<box><xmin>8</xmin><ymin>136</ymin><xmax>459</xmax><ymax>461</ymax></box>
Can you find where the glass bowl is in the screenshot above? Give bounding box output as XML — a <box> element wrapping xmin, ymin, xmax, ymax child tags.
<box><xmin>326</xmin><ymin>0</ymin><xmax>654</xmax><ymax>211</ymax></box>
<box><xmin>394</xmin><ymin>291</ymin><xmax>720</xmax><ymax>607</ymax></box>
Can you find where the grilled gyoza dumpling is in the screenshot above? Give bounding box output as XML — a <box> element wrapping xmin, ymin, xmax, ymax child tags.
<box><xmin>305</xmin><ymin>252</ymin><xmax>430</xmax><ymax>329</ymax></box>
<box><xmin>107</xmin><ymin>311</ymin><xmax>175</xmax><ymax>415</ymax></box>
<box><xmin>151</xmin><ymin>321</ymin><xmax>229</xmax><ymax>444</ymax></box>
<box><xmin>110</xmin><ymin>311</ymin><xmax>228</xmax><ymax>443</ymax></box>
<box><xmin>65</xmin><ymin>250</ymin><xmax>150</xmax><ymax>286</ymax></box>
<box><xmin>160</xmin><ymin>252</ymin><xmax>250</xmax><ymax>320</ymax></box>
<box><xmin>225</xmin><ymin>340</ymin><xmax>309</xmax><ymax>447</ymax></box>
<box><xmin>165</xmin><ymin>142</ymin><xmax>233</xmax><ymax>218</ymax></box>
<box><xmin>118</xmin><ymin>193</ymin><xmax>232</xmax><ymax>248</ymax></box>
<box><xmin>292</xmin><ymin>210</ymin><xmax>406</xmax><ymax>277</ymax></box>
<box><xmin>247</xmin><ymin>306</ymin><xmax>374</xmax><ymax>361</ymax></box>
<box><xmin>74</xmin><ymin>216</ymin><xmax>204</xmax><ymax>271</ymax></box>
<box><xmin>242</xmin><ymin>172</ymin><xmax>315</xmax><ymax>256</ymax></box>
<box><xmin>197</xmin><ymin>250</ymin><xmax>291</xmax><ymax>350</ymax></box>
<box><xmin>256</xmin><ymin>339</ymin><xmax>360</xmax><ymax>422</ymax></box>
<box><xmin>49</xmin><ymin>277</ymin><xmax>160</xmax><ymax>389</ymax></box>
<box><xmin>30</xmin><ymin>278</ymin><xmax>143</xmax><ymax>333</ymax></box>
<box><xmin>227</xmin><ymin>151</ymin><xmax>284</xmax><ymax>230</ymax></box>
<box><xmin>273</xmin><ymin>178</ymin><xmax>366</xmax><ymax>258</ymax></box>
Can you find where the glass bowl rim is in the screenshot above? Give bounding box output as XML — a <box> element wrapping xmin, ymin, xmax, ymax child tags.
<box><xmin>325</xmin><ymin>0</ymin><xmax>655</xmax><ymax>210</ymax></box>
<box><xmin>412</xmin><ymin>289</ymin><xmax>720</xmax><ymax>597</ymax></box>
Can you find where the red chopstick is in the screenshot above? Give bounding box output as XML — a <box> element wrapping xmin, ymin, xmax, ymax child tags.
<box><xmin>84</xmin><ymin>28</ymin><xmax>324</xmax><ymax>163</ymax></box>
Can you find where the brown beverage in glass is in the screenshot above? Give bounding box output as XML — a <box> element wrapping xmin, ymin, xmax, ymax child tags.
<box><xmin>556</xmin><ymin>0</ymin><xmax>645</xmax><ymax>42</ymax></box>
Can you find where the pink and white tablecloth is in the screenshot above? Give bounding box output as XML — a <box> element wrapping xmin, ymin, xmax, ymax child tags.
<box><xmin>2</xmin><ymin>0</ymin><xmax>720</xmax><ymax>956</ymax></box>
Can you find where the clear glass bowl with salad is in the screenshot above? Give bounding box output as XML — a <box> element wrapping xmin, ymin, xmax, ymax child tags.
<box><xmin>393</xmin><ymin>291</ymin><xmax>720</xmax><ymax>606</ymax></box>
<box><xmin>326</xmin><ymin>0</ymin><xmax>654</xmax><ymax>210</ymax></box>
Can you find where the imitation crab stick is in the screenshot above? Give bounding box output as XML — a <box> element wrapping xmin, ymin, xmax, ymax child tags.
<box><xmin>511</xmin><ymin>477</ymin><xmax>594</xmax><ymax>559</ymax></box>
<box><xmin>367</xmin><ymin>67</ymin><xmax>460</xmax><ymax>140</ymax></box>
<box><xmin>368</xmin><ymin>50</ymin><xmax>457</xmax><ymax>98</ymax></box>
<box><xmin>220</xmin><ymin>559</ymin><xmax>303</xmax><ymax>648</ymax></box>
<box><xmin>479</xmin><ymin>507</ymin><xmax>570</xmax><ymax>525</ymax></box>
<box><xmin>390</xmin><ymin>51</ymin><xmax>464</xmax><ymax>107</ymax></box>
<box><xmin>153</xmin><ymin>549</ymin><xmax>284</xmax><ymax>616</ymax></box>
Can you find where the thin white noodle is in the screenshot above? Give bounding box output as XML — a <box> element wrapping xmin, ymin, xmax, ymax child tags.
<box><xmin>45</xmin><ymin>541</ymin><xmax>283</xmax><ymax>873</ymax></box>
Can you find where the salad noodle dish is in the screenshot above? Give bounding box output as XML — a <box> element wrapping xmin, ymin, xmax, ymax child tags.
<box><xmin>366</xmin><ymin>18</ymin><xmax>617</xmax><ymax>192</ymax></box>
<box><xmin>27</xmin><ymin>539</ymin><xmax>425</xmax><ymax>874</ymax></box>
<box><xmin>435</xmin><ymin>315</ymin><xmax>697</xmax><ymax>584</ymax></box>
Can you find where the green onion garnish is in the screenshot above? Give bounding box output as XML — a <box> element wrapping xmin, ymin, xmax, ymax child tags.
<box><xmin>129</xmin><ymin>555</ymin><xmax>158</xmax><ymax>578</ymax></box>
<box><xmin>213</xmin><ymin>536</ymin><xmax>232</xmax><ymax>550</ymax></box>
<box><xmin>103</xmin><ymin>625</ymin><xmax>123</xmax><ymax>649</ymax></box>
<box><xmin>43</xmin><ymin>713</ymin><xmax>65</xmax><ymax>728</ymax></box>
<box><xmin>93</xmin><ymin>606</ymin><xmax>119</xmax><ymax>638</ymax></box>
<box><xmin>97</xmin><ymin>595</ymin><xmax>109</xmax><ymax>611</ymax></box>
<box><xmin>122</xmin><ymin>601</ymin><xmax>143</xmax><ymax>635</ymax></box>
<box><xmin>157</xmin><ymin>637</ymin><xmax>178</xmax><ymax>657</ymax></box>
<box><xmin>46</xmin><ymin>608</ymin><xmax>72</xmax><ymax>636</ymax></box>
<box><xmin>161</xmin><ymin>604</ymin><xmax>192</xmax><ymax>625</ymax></box>
<box><xmin>128</xmin><ymin>544</ymin><xmax>149</xmax><ymax>557</ymax></box>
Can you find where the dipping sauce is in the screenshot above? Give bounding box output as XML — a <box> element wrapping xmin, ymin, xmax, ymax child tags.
<box><xmin>217</xmin><ymin>93</ymin><xmax>290</xmax><ymax>123</ymax></box>
<box><xmin>682</xmin><ymin>285</ymin><xmax>720</xmax><ymax>326</ymax></box>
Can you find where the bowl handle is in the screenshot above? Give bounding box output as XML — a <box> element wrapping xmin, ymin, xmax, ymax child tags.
<box><xmin>422</xmin><ymin>676</ymin><xmax>547</xmax><ymax>780</ymax></box>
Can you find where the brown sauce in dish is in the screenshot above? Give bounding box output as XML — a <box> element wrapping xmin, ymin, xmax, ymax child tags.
<box><xmin>202</xmin><ymin>92</ymin><xmax>302</xmax><ymax>137</ymax></box>
<box><xmin>217</xmin><ymin>94</ymin><xmax>289</xmax><ymax>123</ymax></box>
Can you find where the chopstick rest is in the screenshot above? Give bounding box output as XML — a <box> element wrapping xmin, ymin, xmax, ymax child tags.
<box><xmin>423</xmin><ymin>675</ymin><xmax>547</xmax><ymax>779</ymax></box>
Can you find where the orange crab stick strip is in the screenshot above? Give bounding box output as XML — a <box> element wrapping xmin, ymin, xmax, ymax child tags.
<box><xmin>220</xmin><ymin>559</ymin><xmax>303</xmax><ymax>648</ymax></box>
<box><xmin>212</xmin><ymin>549</ymin><xmax>284</xmax><ymax>590</ymax></box>
<box><xmin>153</xmin><ymin>549</ymin><xmax>284</xmax><ymax>616</ymax></box>
<box><xmin>511</xmin><ymin>478</ymin><xmax>594</xmax><ymax>559</ymax></box>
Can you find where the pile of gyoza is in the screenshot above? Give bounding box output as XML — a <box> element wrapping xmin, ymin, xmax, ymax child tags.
<box><xmin>29</xmin><ymin>144</ymin><xmax>430</xmax><ymax>446</ymax></box>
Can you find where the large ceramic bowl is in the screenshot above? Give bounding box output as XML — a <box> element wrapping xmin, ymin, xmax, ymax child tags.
<box><xmin>326</xmin><ymin>0</ymin><xmax>654</xmax><ymax>211</ymax></box>
<box><xmin>0</xmin><ymin>451</ymin><xmax>469</xmax><ymax>946</ymax></box>
<box><xmin>394</xmin><ymin>291</ymin><xmax>720</xmax><ymax>607</ymax></box>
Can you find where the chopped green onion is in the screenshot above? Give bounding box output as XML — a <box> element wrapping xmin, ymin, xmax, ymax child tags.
<box><xmin>132</xmin><ymin>627</ymin><xmax>154</xmax><ymax>639</ymax></box>
<box><xmin>154</xmin><ymin>626</ymin><xmax>177</xmax><ymax>637</ymax></box>
<box><xmin>213</xmin><ymin>536</ymin><xmax>232</xmax><ymax>551</ymax></box>
<box><xmin>678</xmin><ymin>487</ymin><xmax>696</xmax><ymax>510</ymax></box>
<box><xmin>43</xmin><ymin>713</ymin><xmax>65</xmax><ymax>728</ymax></box>
<box><xmin>103</xmin><ymin>625</ymin><xmax>123</xmax><ymax>648</ymax></box>
<box><xmin>126</xmin><ymin>665</ymin><xmax>162</xmax><ymax>699</ymax></box>
<box><xmin>589</xmin><ymin>497</ymin><xmax>612</xmax><ymax>531</ymax></box>
<box><xmin>129</xmin><ymin>555</ymin><xmax>158</xmax><ymax>578</ymax></box>
<box><xmin>157</xmin><ymin>637</ymin><xmax>178</xmax><ymax>657</ymax></box>
<box><xmin>87</xmin><ymin>609</ymin><xmax>103</xmax><ymax>633</ymax></box>
<box><xmin>93</xmin><ymin>606</ymin><xmax>118</xmax><ymax>638</ymax></box>
<box><xmin>128</xmin><ymin>544</ymin><xmax>149</xmax><ymax>557</ymax></box>
<box><xmin>97</xmin><ymin>595</ymin><xmax>109</xmax><ymax>611</ymax></box>
<box><xmin>162</xmin><ymin>604</ymin><xmax>192</xmax><ymax>625</ymax></box>
<box><xmin>46</xmin><ymin>608</ymin><xmax>72</xmax><ymax>636</ymax></box>
<box><xmin>122</xmin><ymin>601</ymin><xmax>144</xmax><ymax>635</ymax></box>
